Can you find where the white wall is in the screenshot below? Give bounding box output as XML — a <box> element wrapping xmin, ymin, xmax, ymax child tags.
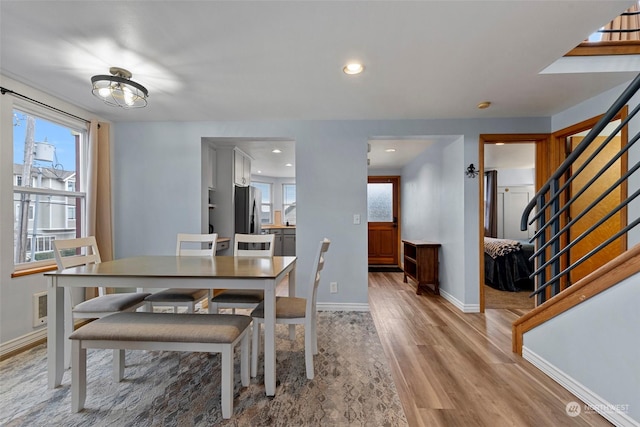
<box><xmin>0</xmin><ymin>75</ymin><xmax>108</xmax><ymax>343</ymax></box>
<box><xmin>112</xmin><ymin>118</ymin><xmax>549</xmax><ymax>315</ymax></box>
<box><xmin>401</xmin><ymin>143</ymin><xmax>444</xmax><ymax>243</ymax></box>
<box><xmin>496</xmin><ymin>168</ymin><xmax>535</xmax><ymax>186</ymax></box>
<box><xmin>523</xmin><ymin>275</ymin><xmax>640</xmax><ymax>425</ymax></box>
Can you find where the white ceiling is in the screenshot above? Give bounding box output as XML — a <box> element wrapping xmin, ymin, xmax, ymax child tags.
<box><xmin>204</xmin><ymin>138</ymin><xmax>296</xmax><ymax>178</ymax></box>
<box><xmin>367</xmin><ymin>136</ymin><xmax>459</xmax><ymax>171</ymax></box>
<box><xmin>1</xmin><ymin>1</ymin><xmax>636</xmax><ymax>174</ymax></box>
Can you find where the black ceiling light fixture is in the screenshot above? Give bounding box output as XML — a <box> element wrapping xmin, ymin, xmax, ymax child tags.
<box><xmin>91</xmin><ymin>67</ymin><xmax>148</xmax><ymax>108</ymax></box>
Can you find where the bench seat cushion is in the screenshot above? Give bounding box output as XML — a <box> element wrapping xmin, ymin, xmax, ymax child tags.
<box><xmin>211</xmin><ymin>289</ymin><xmax>264</xmax><ymax>304</ymax></box>
<box><xmin>145</xmin><ymin>288</ymin><xmax>208</xmax><ymax>302</ymax></box>
<box><xmin>73</xmin><ymin>292</ymin><xmax>151</xmax><ymax>313</ymax></box>
<box><xmin>251</xmin><ymin>296</ymin><xmax>306</xmax><ymax>319</ymax></box>
<box><xmin>69</xmin><ymin>312</ymin><xmax>251</xmax><ymax>344</ymax></box>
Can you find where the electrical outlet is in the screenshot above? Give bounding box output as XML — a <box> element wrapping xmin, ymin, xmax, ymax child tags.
<box><xmin>330</xmin><ymin>282</ymin><xmax>338</xmax><ymax>293</ymax></box>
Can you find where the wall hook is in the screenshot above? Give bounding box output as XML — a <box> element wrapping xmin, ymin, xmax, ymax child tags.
<box><xmin>466</xmin><ymin>163</ymin><xmax>479</xmax><ymax>178</ymax></box>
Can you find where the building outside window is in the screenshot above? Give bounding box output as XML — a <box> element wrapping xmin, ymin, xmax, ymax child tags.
<box><xmin>12</xmin><ymin>107</ymin><xmax>85</xmax><ymax>269</ymax></box>
<box><xmin>283</xmin><ymin>183</ymin><xmax>296</xmax><ymax>225</ymax></box>
<box><xmin>251</xmin><ymin>181</ymin><xmax>273</xmax><ymax>224</ymax></box>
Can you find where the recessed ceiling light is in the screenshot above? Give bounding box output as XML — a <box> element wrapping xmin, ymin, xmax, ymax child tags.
<box><xmin>272</xmin><ymin>149</ymin><xmax>282</xmax><ymax>153</ymax></box>
<box><xmin>285</xmin><ymin>163</ymin><xmax>293</xmax><ymax>167</ymax></box>
<box><xmin>477</xmin><ymin>101</ymin><xmax>491</xmax><ymax>109</ymax></box>
<box><xmin>343</xmin><ymin>63</ymin><xmax>364</xmax><ymax>75</ymax></box>
<box><xmin>385</xmin><ymin>148</ymin><xmax>396</xmax><ymax>153</ymax></box>
<box><xmin>495</xmin><ymin>143</ymin><xmax>505</xmax><ymax>146</ymax></box>
<box><xmin>257</xmin><ymin>170</ymin><xmax>263</xmax><ymax>173</ymax></box>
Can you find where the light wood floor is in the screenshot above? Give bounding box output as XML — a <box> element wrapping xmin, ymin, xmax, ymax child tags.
<box><xmin>368</xmin><ymin>272</ymin><xmax>612</xmax><ymax>427</ymax></box>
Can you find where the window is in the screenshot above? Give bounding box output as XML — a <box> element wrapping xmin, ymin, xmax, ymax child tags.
<box><xmin>282</xmin><ymin>183</ymin><xmax>296</xmax><ymax>225</ymax></box>
<box><xmin>367</xmin><ymin>183</ymin><xmax>393</xmax><ymax>222</ymax></box>
<box><xmin>12</xmin><ymin>108</ymin><xmax>86</xmax><ymax>269</ymax></box>
<box><xmin>251</xmin><ymin>181</ymin><xmax>273</xmax><ymax>224</ymax></box>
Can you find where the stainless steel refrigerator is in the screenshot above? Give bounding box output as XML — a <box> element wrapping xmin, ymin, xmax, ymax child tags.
<box><xmin>235</xmin><ymin>185</ymin><xmax>262</xmax><ymax>235</ymax></box>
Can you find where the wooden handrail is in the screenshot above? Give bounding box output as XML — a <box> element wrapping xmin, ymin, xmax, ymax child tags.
<box><xmin>512</xmin><ymin>244</ymin><xmax>640</xmax><ymax>355</ymax></box>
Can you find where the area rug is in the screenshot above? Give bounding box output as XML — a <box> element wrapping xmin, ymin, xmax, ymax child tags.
<box><xmin>0</xmin><ymin>311</ymin><xmax>407</xmax><ymax>427</ymax></box>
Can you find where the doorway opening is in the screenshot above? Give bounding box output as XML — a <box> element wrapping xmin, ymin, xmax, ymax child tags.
<box><xmin>367</xmin><ymin>176</ymin><xmax>402</xmax><ymax>272</ymax></box>
<box><xmin>479</xmin><ymin>134</ymin><xmax>550</xmax><ymax>312</ymax></box>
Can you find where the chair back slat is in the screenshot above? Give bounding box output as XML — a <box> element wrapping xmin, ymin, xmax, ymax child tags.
<box><xmin>53</xmin><ymin>236</ymin><xmax>106</xmax><ymax>296</ymax></box>
<box><xmin>234</xmin><ymin>233</ymin><xmax>276</xmax><ymax>257</ymax></box>
<box><xmin>306</xmin><ymin>238</ymin><xmax>331</xmax><ymax>315</ymax></box>
<box><xmin>53</xmin><ymin>236</ymin><xmax>101</xmax><ymax>269</ymax></box>
<box><xmin>176</xmin><ymin>233</ymin><xmax>217</xmax><ymax>257</ymax></box>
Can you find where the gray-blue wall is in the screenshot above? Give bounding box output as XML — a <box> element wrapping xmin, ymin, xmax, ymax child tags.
<box><xmin>112</xmin><ymin>118</ymin><xmax>549</xmax><ymax>311</ymax></box>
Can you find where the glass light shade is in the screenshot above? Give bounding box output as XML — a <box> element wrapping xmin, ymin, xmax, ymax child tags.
<box><xmin>97</xmin><ymin>87</ymin><xmax>112</xmax><ymax>98</ymax></box>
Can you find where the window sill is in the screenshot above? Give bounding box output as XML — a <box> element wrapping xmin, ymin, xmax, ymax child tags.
<box><xmin>12</xmin><ymin>264</ymin><xmax>58</xmax><ymax>278</ymax></box>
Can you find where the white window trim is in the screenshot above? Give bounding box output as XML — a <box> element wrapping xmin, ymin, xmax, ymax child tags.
<box><xmin>11</xmin><ymin>102</ymin><xmax>88</xmax><ymax>271</ymax></box>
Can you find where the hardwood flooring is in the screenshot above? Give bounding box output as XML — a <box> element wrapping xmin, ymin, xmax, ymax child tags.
<box><xmin>368</xmin><ymin>272</ymin><xmax>612</xmax><ymax>427</ymax></box>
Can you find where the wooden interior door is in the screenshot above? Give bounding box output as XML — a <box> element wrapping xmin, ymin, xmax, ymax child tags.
<box><xmin>368</xmin><ymin>176</ymin><xmax>400</xmax><ymax>265</ymax></box>
<box><xmin>569</xmin><ymin>135</ymin><xmax>626</xmax><ymax>283</ymax></box>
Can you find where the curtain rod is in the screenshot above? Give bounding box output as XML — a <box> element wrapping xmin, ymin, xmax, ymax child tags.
<box><xmin>1</xmin><ymin>86</ymin><xmax>91</xmax><ymax>125</ymax></box>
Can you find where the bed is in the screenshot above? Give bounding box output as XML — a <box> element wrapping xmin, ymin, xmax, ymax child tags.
<box><xmin>484</xmin><ymin>237</ymin><xmax>534</xmax><ymax>292</ymax></box>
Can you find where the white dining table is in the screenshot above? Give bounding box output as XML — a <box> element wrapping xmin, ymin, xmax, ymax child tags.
<box><xmin>45</xmin><ymin>255</ymin><xmax>296</xmax><ymax>396</ymax></box>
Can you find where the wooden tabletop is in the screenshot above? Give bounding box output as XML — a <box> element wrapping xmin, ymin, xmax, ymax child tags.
<box><xmin>402</xmin><ymin>239</ymin><xmax>441</xmax><ymax>247</ymax></box>
<box><xmin>46</xmin><ymin>256</ymin><xmax>297</xmax><ymax>279</ymax></box>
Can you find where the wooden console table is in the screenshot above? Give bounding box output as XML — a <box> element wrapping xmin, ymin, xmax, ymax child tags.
<box><xmin>402</xmin><ymin>240</ymin><xmax>441</xmax><ymax>295</ymax></box>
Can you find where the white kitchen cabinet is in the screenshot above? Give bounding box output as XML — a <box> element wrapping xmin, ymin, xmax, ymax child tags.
<box><xmin>234</xmin><ymin>148</ymin><xmax>252</xmax><ymax>186</ymax></box>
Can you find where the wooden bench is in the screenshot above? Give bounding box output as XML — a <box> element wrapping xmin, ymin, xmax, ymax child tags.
<box><xmin>69</xmin><ymin>312</ymin><xmax>252</xmax><ymax>419</ymax></box>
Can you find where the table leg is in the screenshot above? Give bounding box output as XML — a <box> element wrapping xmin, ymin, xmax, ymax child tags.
<box><xmin>47</xmin><ymin>278</ymin><xmax>64</xmax><ymax>388</ymax></box>
<box><xmin>263</xmin><ymin>279</ymin><xmax>276</xmax><ymax>396</ymax></box>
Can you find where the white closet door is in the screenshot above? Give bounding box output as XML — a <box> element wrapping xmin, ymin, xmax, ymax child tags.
<box><xmin>498</xmin><ymin>186</ymin><xmax>534</xmax><ymax>240</ymax></box>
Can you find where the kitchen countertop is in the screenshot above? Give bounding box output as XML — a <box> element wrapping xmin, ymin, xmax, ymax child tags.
<box><xmin>262</xmin><ymin>225</ymin><xmax>296</xmax><ymax>229</ymax></box>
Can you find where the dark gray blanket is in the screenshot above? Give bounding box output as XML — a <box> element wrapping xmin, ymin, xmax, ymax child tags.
<box><xmin>484</xmin><ymin>243</ymin><xmax>534</xmax><ymax>292</ymax></box>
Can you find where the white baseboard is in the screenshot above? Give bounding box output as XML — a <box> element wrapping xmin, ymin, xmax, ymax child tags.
<box><xmin>0</xmin><ymin>327</ymin><xmax>47</xmax><ymax>358</ymax></box>
<box><xmin>439</xmin><ymin>289</ymin><xmax>480</xmax><ymax>313</ymax></box>
<box><xmin>523</xmin><ymin>347</ymin><xmax>639</xmax><ymax>427</ymax></box>
<box><xmin>317</xmin><ymin>302</ymin><xmax>369</xmax><ymax>312</ymax></box>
